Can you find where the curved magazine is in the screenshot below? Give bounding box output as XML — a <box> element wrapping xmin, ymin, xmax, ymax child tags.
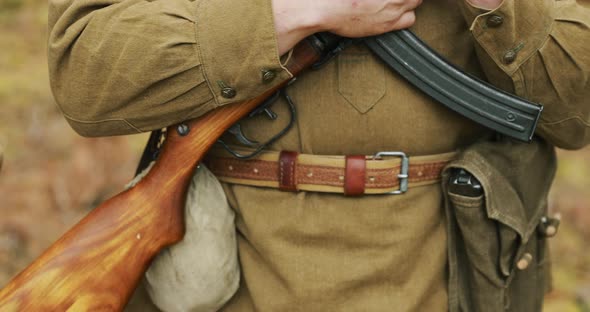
<box><xmin>365</xmin><ymin>30</ymin><xmax>542</xmax><ymax>142</ymax></box>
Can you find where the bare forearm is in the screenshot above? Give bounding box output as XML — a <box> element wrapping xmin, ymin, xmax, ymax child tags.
<box><xmin>272</xmin><ymin>0</ymin><xmax>322</xmax><ymax>55</ymax></box>
<box><xmin>272</xmin><ymin>0</ymin><xmax>422</xmax><ymax>55</ymax></box>
<box><xmin>467</xmin><ymin>0</ymin><xmax>502</xmax><ymax>10</ymax></box>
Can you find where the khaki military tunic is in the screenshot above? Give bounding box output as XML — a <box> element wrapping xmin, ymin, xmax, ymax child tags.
<box><xmin>48</xmin><ymin>0</ymin><xmax>590</xmax><ymax>311</ymax></box>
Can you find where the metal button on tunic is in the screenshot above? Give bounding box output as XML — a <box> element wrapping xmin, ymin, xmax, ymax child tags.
<box><xmin>517</xmin><ymin>253</ymin><xmax>533</xmax><ymax>270</ymax></box>
<box><xmin>503</xmin><ymin>50</ymin><xmax>517</xmax><ymax>64</ymax></box>
<box><xmin>218</xmin><ymin>81</ymin><xmax>237</xmax><ymax>99</ymax></box>
<box><xmin>486</xmin><ymin>15</ymin><xmax>504</xmax><ymax>28</ymax></box>
<box><xmin>221</xmin><ymin>87</ymin><xmax>237</xmax><ymax>98</ymax></box>
<box><xmin>261</xmin><ymin>69</ymin><xmax>276</xmax><ymax>83</ymax></box>
<box><xmin>538</xmin><ymin>215</ymin><xmax>561</xmax><ymax>237</ymax></box>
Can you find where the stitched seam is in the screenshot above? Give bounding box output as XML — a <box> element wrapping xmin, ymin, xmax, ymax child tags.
<box><xmin>266</xmin><ymin>0</ymin><xmax>293</xmax><ymax>78</ymax></box>
<box><xmin>279</xmin><ymin>158</ymin><xmax>285</xmax><ymax>187</ymax></box>
<box><xmin>540</xmin><ymin>115</ymin><xmax>590</xmax><ymax>127</ymax></box>
<box><xmin>472</xmin><ymin>4</ymin><xmax>555</xmax><ymax>76</ymax></box>
<box><xmin>290</xmin><ymin>156</ymin><xmax>296</xmax><ymax>188</ymax></box>
<box><xmin>63</xmin><ymin>114</ymin><xmax>141</xmax><ymax>133</ymax></box>
<box><xmin>193</xmin><ymin>1</ymin><xmax>219</xmax><ymax>107</ymax></box>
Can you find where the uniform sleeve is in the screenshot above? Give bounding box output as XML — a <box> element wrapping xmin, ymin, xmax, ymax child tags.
<box><xmin>458</xmin><ymin>0</ymin><xmax>590</xmax><ymax>149</ymax></box>
<box><xmin>48</xmin><ymin>0</ymin><xmax>292</xmax><ymax>137</ymax></box>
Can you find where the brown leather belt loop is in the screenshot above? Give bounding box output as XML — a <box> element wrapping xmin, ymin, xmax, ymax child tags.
<box><xmin>344</xmin><ymin>155</ymin><xmax>366</xmax><ymax>196</ymax></box>
<box><xmin>279</xmin><ymin>151</ymin><xmax>299</xmax><ymax>191</ymax></box>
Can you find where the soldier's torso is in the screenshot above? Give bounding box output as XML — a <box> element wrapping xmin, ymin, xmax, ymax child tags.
<box><xmin>235</xmin><ymin>1</ymin><xmax>491</xmax><ymax>157</ymax></box>
<box><xmin>219</xmin><ymin>3</ymin><xmax>491</xmax><ymax>311</ymax></box>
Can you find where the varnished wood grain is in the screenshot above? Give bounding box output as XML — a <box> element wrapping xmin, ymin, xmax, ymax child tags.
<box><xmin>0</xmin><ymin>39</ymin><xmax>321</xmax><ymax>311</ymax></box>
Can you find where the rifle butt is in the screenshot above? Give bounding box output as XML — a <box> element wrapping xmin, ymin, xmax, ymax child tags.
<box><xmin>0</xmin><ymin>175</ymin><xmax>186</xmax><ymax>311</ymax></box>
<box><xmin>0</xmin><ymin>38</ymin><xmax>323</xmax><ymax>311</ymax></box>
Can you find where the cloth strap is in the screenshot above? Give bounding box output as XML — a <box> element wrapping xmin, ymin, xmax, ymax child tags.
<box><xmin>204</xmin><ymin>149</ymin><xmax>457</xmax><ymax>195</ymax></box>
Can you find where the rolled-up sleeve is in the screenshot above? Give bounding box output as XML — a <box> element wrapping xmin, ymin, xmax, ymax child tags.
<box><xmin>459</xmin><ymin>0</ymin><xmax>590</xmax><ymax>149</ymax></box>
<box><xmin>48</xmin><ymin>0</ymin><xmax>291</xmax><ymax>137</ymax></box>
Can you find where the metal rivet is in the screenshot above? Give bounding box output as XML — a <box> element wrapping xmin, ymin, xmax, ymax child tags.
<box><xmin>339</xmin><ymin>176</ymin><xmax>344</xmax><ymax>181</ymax></box>
<box><xmin>221</xmin><ymin>87</ymin><xmax>237</xmax><ymax>99</ymax></box>
<box><xmin>417</xmin><ymin>171</ymin><xmax>424</xmax><ymax>177</ymax></box>
<box><xmin>253</xmin><ymin>168</ymin><xmax>259</xmax><ymax>174</ymax></box>
<box><xmin>506</xmin><ymin>112</ymin><xmax>516</xmax><ymax>122</ymax></box>
<box><xmin>503</xmin><ymin>50</ymin><xmax>517</xmax><ymax>64</ymax></box>
<box><xmin>176</xmin><ymin>123</ymin><xmax>190</xmax><ymax>136</ymax></box>
<box><xmin>228</xmin><ymin>165</ymin><xmax>234</xmax><ymax>171</ymax></box>
<box><xmin>307</xmin><ymin>172</ymin><xmax>313</xmax><ymax>178</ymax></box>
<box><xmin>486</xmin><ymin>14</ymin><xmax>504</xmax><ymax>28</ymax></box>
<box><xmin>517</xmin><ymin>253</ymin><xmax>533</xmax><ymax>270</ymax></box>
<box><xmin>261</xmin><ymin>69</ymin><xmax>276</xmax><ymax>83</ymax></box>
<box><xmin>218</xmin><ymin>81</ymin><xmax>237</xmax><ymax>99</ymax></box>
<box><xmin>369</xmin><ymin>177</ymin><xmax>376</xmax><ymax>182</ymax></box>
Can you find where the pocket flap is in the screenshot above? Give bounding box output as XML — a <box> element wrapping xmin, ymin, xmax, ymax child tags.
<box><xmin>337</xmin><ymin>45</ymin><xmax>386</xmax><ymax>114</ymax></box>
<box><xmin>445</xmin><ymin>138</ymin><xmax>556</xmax><ymax>243</ymax></box>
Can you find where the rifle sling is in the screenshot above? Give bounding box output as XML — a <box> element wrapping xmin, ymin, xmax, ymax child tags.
<box><xmin>135</xmin><ymin>129</ymin><xmax>163</xmax><ymax>176</ymax></box>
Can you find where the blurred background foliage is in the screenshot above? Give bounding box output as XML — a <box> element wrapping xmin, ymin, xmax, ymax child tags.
<box><xmin>0</xmin><ymin>1</ymin><xmax>589</xmax><ymax>311</ymax></box>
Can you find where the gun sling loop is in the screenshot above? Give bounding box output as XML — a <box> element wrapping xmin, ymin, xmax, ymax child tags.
<box><xmin>135</xmin><ymin>129</ymin><xmax>164</xmax><ymax>176</ymax></box>
<box><xmin>135</xmin><ymin>30</ymin><xmax>544</xmax><ymax>175</ymax></box>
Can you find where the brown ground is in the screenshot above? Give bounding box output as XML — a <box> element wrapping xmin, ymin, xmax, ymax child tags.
<box><xmin>1</xmin><ymin>2</ymin><xmax>589</xmax><ymax>311</ymax></box>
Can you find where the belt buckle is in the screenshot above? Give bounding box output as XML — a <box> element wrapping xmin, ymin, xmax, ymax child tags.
<box><xmin>373</xmin><ymin>151</ymin><xmax>409</xmax><ymax>195</ymax></box>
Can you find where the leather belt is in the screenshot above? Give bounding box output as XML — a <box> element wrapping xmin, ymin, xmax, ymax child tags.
<box><xmin>204</xmin><ymin>149</ymin><xmax>457</xmax><ymax>195</ymax></box>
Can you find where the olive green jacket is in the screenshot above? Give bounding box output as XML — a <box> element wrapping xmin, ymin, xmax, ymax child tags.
<box><xmin>48</xmin><ymin>0</ymin><xmax>590</xmax><ymax>149</ymax></box>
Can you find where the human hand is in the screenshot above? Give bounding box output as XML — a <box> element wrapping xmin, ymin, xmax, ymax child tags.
<box><xmin>273</xmin><ymin>0</ymin><xmax>422</xmax><ymax>55</ymax></box>
<box><xmin>467</xmin><ymin>0</ymin><xmax>503</xmax><ymax>10</ymax></box>
<box><xmin>315</xmin><ymin>0</ymin><xmax>422</xmax><ymax>37</ymax></box>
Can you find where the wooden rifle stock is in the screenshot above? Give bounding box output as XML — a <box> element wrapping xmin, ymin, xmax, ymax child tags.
<box><xmin>0</xmin><ymin>39</ymin><xmax>322</xmax><ymax>311</ymax></box>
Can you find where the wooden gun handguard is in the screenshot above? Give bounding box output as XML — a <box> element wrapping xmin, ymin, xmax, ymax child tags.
<box><xmin>0</xmin><ymin>39</ymin><xmax>322</xmax><ymax>311</ymax></box>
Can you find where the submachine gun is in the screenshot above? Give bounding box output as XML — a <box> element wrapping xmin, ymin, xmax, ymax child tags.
<box><xmin>0</xmin><ymin>30</ymin><xmax>542</xmax><ymax>311</ymax></box>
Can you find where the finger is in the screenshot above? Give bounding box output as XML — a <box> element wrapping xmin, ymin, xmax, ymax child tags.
<box><xmin>403</xmin><ymin>0</ymin><xmax>423</xmax><ymax>11</ymax></box>
<box><xmin>384</xmin><ymin>10</ymin><xmax>416</xmax><ymax>31</ymax></box>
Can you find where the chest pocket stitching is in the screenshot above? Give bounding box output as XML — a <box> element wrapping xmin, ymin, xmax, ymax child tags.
<box><xmin>337</xmin><ymin>46</ymin><xmax>386</xmax><ymax>114</ymax></box>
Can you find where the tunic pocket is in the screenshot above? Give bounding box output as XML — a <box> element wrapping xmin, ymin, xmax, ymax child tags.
<box><xmin>443</xmin><ymin>138</ymin><xmax>557</xmax><ymax>312</ymax></box>
<box><xmin>337</xmin><ymin>45</ymin><xmax>386</xmax><ymax>114</ymax></box>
